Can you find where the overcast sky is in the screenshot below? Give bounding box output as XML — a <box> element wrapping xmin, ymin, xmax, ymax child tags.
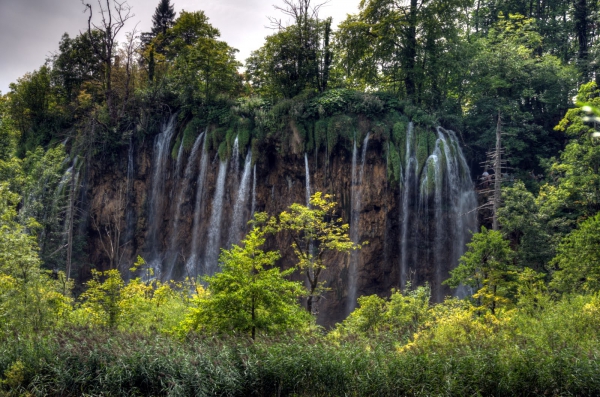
<box><xmin>0</xmin><ymin>0</ymin><xmax>361</xmax><ymax>94</ymax></box>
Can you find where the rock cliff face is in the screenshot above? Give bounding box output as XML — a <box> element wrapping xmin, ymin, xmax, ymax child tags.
<box><xmin>87</xmin><ymin>119</ymin><xmax>478</xmax><ymax>327</ymax></box>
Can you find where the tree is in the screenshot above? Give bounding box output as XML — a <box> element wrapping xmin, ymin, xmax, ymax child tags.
<box><xmin>550</xmin><ymin>212</ymin><xmax>600</xmax><ymax>293</ymax></box>
<box><xmin>8</xmin><ymin>66</ymin><xmax>65</xmax><ymax>157</ymax></box>
<box><xmin>245</xmin><ymin>0</ymin><xmax>333</xmax><ymax>98</ymax></box>
<box><xmin>464</xmin><ymin>14</ymin><xmax>575</xmax><ymax>172</ymax></box>
<box><xmin>275</xmin><ymin>192</ymin><xmax>360</xmax><ymax>315</ymax></box>
<box><xmin>51</xmin><ymin>32</ymin><xmax>103</xmax><ymax>104</ymax></box>
<box><xmin>0</xmin><ymin>183</ymin><xmax>71</xmax><ymax>337</ymax></box>
<box><xmin>445</xmin><ymin>227</ymin><xmax>517</xmax><ymax>314</ymax></box>
<box><xmin>151</xmin><ymin>0</ymin><xmax>176</xmax><ymax>36</ymax></box>
<box><xmin>334</xmin><ymin>0</ymin><xmax>472</xmax><ymax>101</ymax></box>
<box><xmin>74</xmin><ymin>257</ymin><xmax>191</xmax><ymax>331</ymax></box>
<box><xmin>180</xmin><ymin>214</ymin><xmax>309</xmax><ymax>339</ymax></box>
<box><xmin>164</xmin><ymin>10</ymin><xmax>219</xmax><ymax>58</ymax></box>
<box><xmin>538</xmin><ymin>82</ymin><xmax>600</xmax><ymax>237</ymax></box>
<box><xmin>498</xmin><ymin>180</ymin><xmax>553</xmax><ymax>272</ymax></box>
<box><xmin>83</xmin><ymin>0</ymin><xmax>134</xmax><ymax>124</ymax></box>
<box><xmin>333</xmin><ymin>285</ymin><xmax>430</xmax><ymax>341</ymax></box>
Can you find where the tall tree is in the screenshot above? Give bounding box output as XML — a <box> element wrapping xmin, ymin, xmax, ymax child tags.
<box><xmin>141</xmin><ymin>0</ymin><xmax>176</xmax><ymax>48</ymax></box>
<box><xmin>275</xmin><ymin>192</ymin><xmax>359</xmax><ymax>315</ymax></box>
<box><xmin>464</xmin><ymin>15</ymin><xmax>575</xmax><ymax>172</ymax></box>
<box><xmin>245</xmin><ymin>0</ymin><xmax>333</xmax><ymax>98</ymax></box>
<box><xmin>151</xmin><ymin>0</ymin><xmax>176</xmax><ymax>36</ymax></box>
<box><xmin>180</xmin><ymin>214</ymin><xmax>309</xmax><ymax>339</ymax></box>
<box><xmin>83</xmin><ymin>0</ymin><xmax>134</xmax><ymax>124</ymax></box>
<box><xmin>335</xmin><ymin>0</ymin><xmax>472</xmax><ymax>103</ymax></box>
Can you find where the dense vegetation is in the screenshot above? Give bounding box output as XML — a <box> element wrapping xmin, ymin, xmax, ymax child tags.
<box><xmin>2</xmin><ymin>0</ymin><xmax>600</xmax><ymax>394</ymax></box>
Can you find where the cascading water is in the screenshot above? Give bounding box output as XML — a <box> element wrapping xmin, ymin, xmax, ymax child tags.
<box><xmin>251</xmin><ymin>164</ymin><xmax>257</xmax><ymax>217</ymax></box>
<box><xmin>203</xmin><ymin>160</ymin><xmax>228</xmax><ymax>276</ymax></box>
<box><xmin>347</xmin><ymin>133</ymin><xmax>370</xmax><ymax>314</ymax></box>
<box><xmin>186</xmin><ymin>133</ymin><xmax>209</xmax><ymax>278</ymax></box>
<box><xmin>228</xmin><ymin>151</ymin><xmax>253</xmax><ymax>247</ymax></box>
<box><xmin>231</xmin><ymin>136</ymin><xmax>240</xmax><ymax>190</ymax></box>
<box><xmin>304</xmin><ymin>153</ymin><xmax>311</xmax><ymax>206</ymax></box>
<box><xmin>146</xmin><ymin>115</ymin><xmax>177</xmax><ymax>279</ymax></box>
<box><xmin>400</xmin><ymin>123</ymin><xmax>417</xmax><ymax>290</ymax></box>
<box><xmin>174</xmin><ymin>139</ymin><xmax>185</xmax><ymax>181</ymax></box>
<box><xmin>123</xmin><ymin>139</ymin><xmax>136</xmax><ymax>276</ymax></box>
<box><xmin>164</xmin><ymin>131</ymin><xmax>205</xmax><ymax>280</ymax></box>
<box><xmin>399</xmin><ymin>123</ymin><xmax>478</xmax><ymax>299</ymax></box>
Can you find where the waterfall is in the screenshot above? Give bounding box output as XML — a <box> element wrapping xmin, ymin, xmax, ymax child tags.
<box><xmin>146</xmin><ymin>114</ymin><xmax>177</xmax><ymax>279</ymax></box>
<box><xmin>187</xmin><ymin>133</ymin><xmax>209</xmax><ymax>278</ymax></box>
<box><xmin>399</xmin><ymin>122</ymin><xmax>416</xmax><ymax>290</ymax></box>
<box><xmin>347</xmin><ymin>133</ymin><xmax>370</xmax><ymax>314</ymax></box>
<box><xmin>228</xmin><ymin>151</ymin><xmax>253</xmax><ymax>247</ymax></box>
<box><xmin>251</xmin><ymin>164</ymin><xmax>257</xmax><ymax>217</ymax></box>
<box><xmin>164</xmin><ymin>132</ymin><xmax>205</xmax><ymax>280</ymax></box>
<box><xmin>203</xmin><ymin>160</ymin><xmax>228</xmax><ymax>276</ymax></box>
<box><xmin>231</xmin><ymin>136</ymin><xmax>240</xmax><ymax>189</ymax></box>
<box><xmin>304</xmin><ymin>153</ymin><xmax>311</xmax><ymax>206</ymax></box>
<box><xmin>123</xmin><ymin>138</ymin><xmax>136</xmax><ymax>275</ymax></box>
<box><xmin>398</xmin><ymin>123</ymin><xmax>478</xmax><ymax>299</ymax></box>
<box><xmin>174</xmin><ymin>140</ymin><xmax>185</xmax><ymax>181</ymax></box>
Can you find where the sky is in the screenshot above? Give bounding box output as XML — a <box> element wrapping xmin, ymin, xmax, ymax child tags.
<box><xmin>0</xmin><ymin>0</ymin><xmax>362</xmax><ymax>94</ymax></box>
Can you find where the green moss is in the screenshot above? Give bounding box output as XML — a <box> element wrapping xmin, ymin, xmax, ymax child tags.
<box><xmin>315</xmin><ymin>119</ymin><xmax>328</xmax><ymax>152</ymax></box>
<box><xmin>415</xmin><ymin>128</ymin><xmax>439</xmax><ymax>172</ymax></box>
<box><xmin>251</xmin><ymin>138</ymin><xmax>260</xmax><ymax>165</ymax></box>
<box><xmin>218</xmin><ymin>141</ymin><xmax>228</xmax><ymax>162</ymax></box>
<box><xmin>387</xmin><ymin>143</ymin><xmax>401</xmax><ymax>186</ymax></box>
<box><xmin>211</xmin><ymin>126</ymin><xmax>227</xmax><ymax>155</ymax></box>
<box><xmin>426</xmin><ymin>158</ymin><xmax>436</xmax><ymax>195</ymax></box>
<box><xmin>393</xmin><ymin>122</ymin><xmax>408</xmax><ymax>164</ymax></box>
<box><xmin>171</xmin><ymin>135</ymin><xmax>182</xmax><ymax>159</ymax></box>
<box><xmin>306</xmin><ymin>122</ymin><xmax>315</xmax><ymax>153</ymax></box>
<box><xmin>182</xmin><ymin>117</ymin><xmax>204</xmax><ymax>150</ymax></box>
<box><xmin>237</xmin><ymin>118</ymin><xmax>252</xmax><ymax>142</ymax></box>
<box><xmin>328</xmin><ymin>115</ymin><xmax>354</xmax><ymax>153</ymax></box>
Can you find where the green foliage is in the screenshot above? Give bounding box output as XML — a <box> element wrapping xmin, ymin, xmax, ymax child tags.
<box><xmin>181</xmin><ymin>117</ymin><xmax>204</xmax><ymax>150</ymax></box>
<box><xmin>332</xmin><ymin>285</ymin><xmax>431</xmax><ymax>341</ymax></box>
<box><xmin>550</xmin><ymin>212</ymin><xmax>600</xmax><ymax>293</ymax></box>
<box><xmin>498</xmin><ymin>180</ymin><xmax>553</xmax><ymax>271</ymax></box>
<box><xmin>538</xmin><ymin>82</ymin><xmax>600</xmax><ymax>233</ymax></box>
<box><xmin>8</xmin><ymin>66</ymin><xmax>66</xmax><ymax>157</ymax></box>
<box><xmin>178</xmin><ymin>214</ymin><xmax>309</xmax><ymax>339</ymax></box>
<box><xmin>72</xmin><ymin>257</ymin><xmax>192</xmax><ymax>333</ymax></box>
<box><xmin>464</xmin><ymin>14</ymin><xmax>576</xmax><ymax>172</ymax></box>
<box><xmin>245</xmin><ymin>14</ymin><xmax>333</xmax><ymax>98</ymax></box>
<box><xmin>275</xmin><ymin>192</ymin><xmax>360</xmax><ymax>314</ymax></box>
<box><xmin>445</xmin><ymin>227</ymin><xmax>517</xmax><ymax>313</ymax></box>
<box><xmin>4</xmin><ymin>294</ymin><xmax>600</xmax><ymax>396</ymax></box>
<box><xmin>0</xmin><ymin>183</ymin><xmax>71</xmax><ymax>338</ymax></box>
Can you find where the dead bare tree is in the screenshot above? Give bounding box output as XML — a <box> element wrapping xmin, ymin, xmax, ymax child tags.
<box><xmin>476</xmin><ymin>111</ymin><xmax>509</xmax><ymax>229</ymax></box>
<box><xmin>120</xmin><ymin>25</ymin><xmax>140</xmax><ymax>119</ymax></box>
<box><xmin>268</xmin><ymin>0</ymin><xmax>328</xmax><ymax>29</ymax></box>
<box><xmin>82</xmin><ymin>0</ymin><xmax>134</xmax><ymax>124</ymax></box>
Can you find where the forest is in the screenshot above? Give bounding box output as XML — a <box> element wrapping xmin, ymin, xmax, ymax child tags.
<box><xmin>1</xmin><ymin>0</ymin><xmax>600</xmax><ymax>395</ymax></box>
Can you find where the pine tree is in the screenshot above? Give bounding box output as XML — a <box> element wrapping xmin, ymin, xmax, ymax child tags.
<box><xmin>151</xmin><ymin>0</ymin><xmax>176</xmax><ymax>36</ymax></box>
<box><xmin>141</xmin><ymin>0</ymin><xmax>176</xmax><ymax>47</ymax></box>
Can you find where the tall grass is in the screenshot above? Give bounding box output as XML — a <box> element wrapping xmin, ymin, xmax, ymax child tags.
<box><xmin>1</xmin><ymin>327</ymin><xmax>599</xmax><ymax>396</ymax></box>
